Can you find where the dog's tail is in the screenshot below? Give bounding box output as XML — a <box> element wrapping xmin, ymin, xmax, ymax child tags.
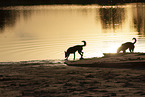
<box><xmin>82</xmin><ymin>41</ymin><xmax>86</xmax><ymax>47</ymax></box>
<box><xmin>132</xmin><ymin>38</ymin><xmax>137</xmax><ymax>44</ymax></box>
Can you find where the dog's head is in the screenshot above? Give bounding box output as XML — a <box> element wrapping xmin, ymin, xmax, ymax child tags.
<box><xmin>117</xmin><ymin>46</ymin><xmax>122</xmax><ymax>53</ymax></box>
<box><xmin>64</xmin><ymin>51</ymin><xmax>68</xmax><ymax>59</ymax></box>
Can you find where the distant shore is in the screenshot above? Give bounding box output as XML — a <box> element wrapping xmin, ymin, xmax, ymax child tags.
<box><xmin>0</xmin><ymin>0</ymin><xmax>145</xmax><ymax>7</ymax></box>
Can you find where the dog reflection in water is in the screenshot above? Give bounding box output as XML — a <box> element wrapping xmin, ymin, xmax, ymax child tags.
<box><xmin>117</xmin><ymin>38</ymin><xmax>137</xmax><ymax>53</ymax></box>
<box><xmin>65</xmin><ymin>41</ymin><xmax>86</xmax><ymax>60</ymax></box>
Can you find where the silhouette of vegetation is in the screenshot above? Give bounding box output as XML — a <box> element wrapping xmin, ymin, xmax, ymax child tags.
<box><xmin>0</xmin><ymin>0</ymin><xmax>145</xmax><ymax>6</ymax></box>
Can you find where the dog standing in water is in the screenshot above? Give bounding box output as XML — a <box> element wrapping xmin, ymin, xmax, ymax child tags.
<box><xmin>117</xmin><ymin>38</ymin><xmax>137</xmax><ymax>53</ymax></box>
<box><xmin>65</xmin><ymin>41</ymin><xmax>86</xmax><ymax>60</ymax></box>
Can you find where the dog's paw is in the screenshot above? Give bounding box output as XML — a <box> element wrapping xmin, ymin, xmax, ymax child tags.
<box><xmin>80</xmin><ymin>57</ymin><xmax>84</xmax><ymax>60</ymax></box>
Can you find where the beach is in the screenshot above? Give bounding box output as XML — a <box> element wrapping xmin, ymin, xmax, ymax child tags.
<box><xmin>0</xmin><ymin>1</ymin><xmax>145</xmax><ymax>96</ymax></box>
<box><xmin>0</xmin><ymin>54</ymin><xmax>145</xmax><ymax>97</ymax></box>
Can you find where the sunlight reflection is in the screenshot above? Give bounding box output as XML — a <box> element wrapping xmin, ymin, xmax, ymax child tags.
<box><xmin>84</xmin><ymin>52</ymin><xmax>104</xmax><ymax>58</ymax></box>
<box><xmin>0</xmin><ymin>4</ymin><xmax>145</xmax><ymax>62</ymax></box>
<box><xmin>105</xmin><ymin>44</ymin><xmax>120</xmax><ymax>53</ymax></box>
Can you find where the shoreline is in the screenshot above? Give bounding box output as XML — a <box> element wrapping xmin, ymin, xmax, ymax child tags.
<box><xmin>65</xmin><ymin>53</ymin><xmax>145</xmax><ymax>69</ymax></box>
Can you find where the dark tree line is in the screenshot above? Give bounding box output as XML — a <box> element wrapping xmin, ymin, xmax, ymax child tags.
<box><xmin>0</xmin><ymin>0</ymin><xmax>145</xmax><ymax>6</ymax></box>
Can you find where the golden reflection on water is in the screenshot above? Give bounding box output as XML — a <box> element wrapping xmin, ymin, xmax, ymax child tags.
<box><xmin>0</xmin><ymin>3</ymin><xmax>145</xmax><ymax>61</ymax></box>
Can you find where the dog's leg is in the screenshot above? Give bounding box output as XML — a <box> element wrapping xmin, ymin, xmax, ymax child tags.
<box><xmin>129</xmin><ymin>48</ymin><xmax>131</xmax><ymax>53</ymax></box>
<box><xmin>80</xmin><ymin>52</ymin><xmax>84</xmax><ymax>59</ymax></box>
<box><xmin>132</xmin><ymin>48</ymin><xmax>134</xmax><ymax>52</ymax></box>
<box><xmin>73</xmin><ymin>52</ymin><xmax>75</xmax><ymax>60</ymax></box>
<box><xmin>131</xmin><ymin>48</ymin><xmax>134</xmax><ymax>53</ymax></box>
<box><xmin>78</xmin><ymin>50</ymin><xmax>83</xmax><ymax>59</ymax></box>
<box><xmin>66</xmin><ymin>54</ymin><xmax>69</xmax><ymax>60</ymax></box>
<box><xmin>132</xmin><ymin>46</ymin><xmax>135</xmax><ymax>53</ymax></box>
<box><xmin>65</xmin><ymin>56</ymin><xmax>68</xmax><ymax>60</ymax></box>
<box><xmin>129</xmin><ymin>46</ymin><xmax>134</xmax><ymax>53</ymax></box>
<box><xmin>129</xmin><ymin>48</ymin><xmax>132</xmax><ymax>53</ymax></box>
<box><xmin>123</xmin><ymin>50</ymin><xmax>126</xmax><ymax>53</ymax></box>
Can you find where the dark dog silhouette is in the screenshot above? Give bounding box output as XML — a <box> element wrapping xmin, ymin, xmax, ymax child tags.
<box><xmin>65</xmin><ymin>41</ymin><xmax>86</xmax><ymax>60</ymax></box>
<box><xmin>117</xmin><ymin>38</ymin><xmax>137</xmax><ymax>53</ymax></box>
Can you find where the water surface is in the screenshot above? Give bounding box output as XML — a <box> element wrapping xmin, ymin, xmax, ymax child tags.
<box><xmin>0</xmin><ymin>3</ymin><xmax>145</xmax><ymax>62</ymax></box>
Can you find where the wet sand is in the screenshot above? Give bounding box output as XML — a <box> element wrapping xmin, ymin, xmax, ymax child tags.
<box><xmin>0</xmin><ymin>62</ymin><xmax>145</xmax><ymax>97</ymax></box>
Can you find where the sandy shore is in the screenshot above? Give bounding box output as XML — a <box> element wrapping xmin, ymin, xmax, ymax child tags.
<box><xmin>0</xmin><ymin>62</ymin><xmax>145</xmax><ymax>97</ymax></box>
<box><xmin>65</xmin><ymin>53</ymin><xmax>145</xmax><ymax>69</ymax></box>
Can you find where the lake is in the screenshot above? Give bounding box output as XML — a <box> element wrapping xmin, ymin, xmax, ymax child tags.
<box><xmin>0</xmin><ymin>3</ymin><xmax>145</xmax><ymax>62</ymax></box>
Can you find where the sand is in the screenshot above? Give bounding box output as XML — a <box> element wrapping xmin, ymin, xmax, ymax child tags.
<box><xmin>0</xmin><ymin>65</ymin><xmax>145</xmax><ymax>97</ymax></box>
<box><xmin>65</xmin><ymin>53</ymin><xmax>145</xmax><ymax>68</ymax></box>
<box><xmin>0</xmin><ymin>53</ymin><xmax>145</xmax><ymax>97</ymax></box>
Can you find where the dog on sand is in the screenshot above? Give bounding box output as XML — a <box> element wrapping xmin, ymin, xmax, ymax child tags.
<box><xmin>117</xmin><ymin>38</ymin><xmax>137</xmax><ymax>53</ymax></box>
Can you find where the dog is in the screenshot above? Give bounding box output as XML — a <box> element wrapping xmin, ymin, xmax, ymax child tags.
<box><xmin>117</xmin><ymin>38</ymin><xmax>137</xmax><ymax>53</ymax></box>
<box><xmin>65</xmin><ymin>41</ymin><xmax>86</xmax><ymax>60</ymax></box>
